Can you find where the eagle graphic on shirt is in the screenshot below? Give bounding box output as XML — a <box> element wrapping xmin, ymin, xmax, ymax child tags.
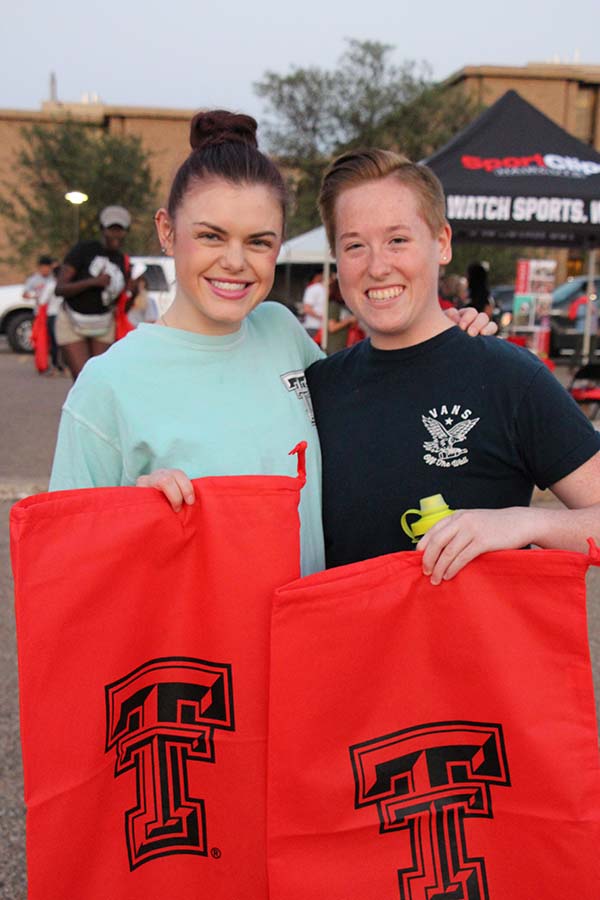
<box><xmin>421</xmin><ymin>414</ymin><xmax>480</xmax><ymax>462</ymax></box>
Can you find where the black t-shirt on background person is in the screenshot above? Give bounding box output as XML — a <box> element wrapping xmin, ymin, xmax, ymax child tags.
<box><xmin>62</xmin><ymin>240</ymin><xmax>127</xmax><ymax>315</ymax></box>
<box><xmin>306</xmin><ymin>327</ymin><xmax>600</xmax><ymax>569</ymax></box>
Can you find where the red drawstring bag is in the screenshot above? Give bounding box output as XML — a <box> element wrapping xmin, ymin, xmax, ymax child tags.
<box><xmin>115</xmin><ymin>254</ymin><xmax>134</xmax><ymax>340</ymax></box>
<box><xmin>31</xmin><ymin>304</ymin><xmax>49</xmax><ymax>372</ymax></box>
<box><xmin>11</xmin><ymin>445</ymin><xmax>307</xmax><ymax>900</ymax></box>
<box><xmin>267</xmin><ymin>546</ymin><xmax>600</xmax><ymax>900</ymax></box>
<box><xmin>114</xmin><ymin>292</ymin><xmax>135</xmax><ymax>340</ymax></box>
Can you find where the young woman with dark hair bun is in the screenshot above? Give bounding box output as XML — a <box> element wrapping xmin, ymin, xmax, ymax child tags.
<box><xmin>49</xmin><ymin>110</ymin><xmax>325</xmax><ymax>574</ymax></box>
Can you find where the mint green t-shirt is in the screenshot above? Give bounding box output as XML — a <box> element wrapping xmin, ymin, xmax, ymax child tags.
<box><xmin>50</xmin><ymin>302</ymin><xmax>325</xmax><ymax>575</ymax></box>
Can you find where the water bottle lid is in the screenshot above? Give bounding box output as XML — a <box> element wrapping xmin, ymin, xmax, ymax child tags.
<box><xmin>401</xmin><ymin>494</ymin><xmax>455</xmax><ymax>542</ymax></box>
<box><xmin>419</xmin><ymin>494</ymin><xmax>450</xmax><ymax>515</ymax></box>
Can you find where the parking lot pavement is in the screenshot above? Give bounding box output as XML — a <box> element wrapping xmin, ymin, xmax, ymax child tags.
<box><xmin>0</xmin><ymin>341</ymin><xmax>70</xmax><ymax>496</ymax></box>
<box><xmin>0</xmin><ymin>340</ymin><xmax>598</xmax><ymax>898</ymax></box>
<box><xmin>1</xmin><ymin>499</ymin><xmax>26</xmax><ymax>900</ymax></box>
<box><xmin>0</xmin><ymin>340</ymin><xmax>70</xmax><ymax>899</ymax></box>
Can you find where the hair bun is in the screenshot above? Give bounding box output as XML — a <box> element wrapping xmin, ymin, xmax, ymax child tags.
<box><xmin>190</xmin><ymin>110</ymin><xmax>258</xmax><ymax>152</ymax></box>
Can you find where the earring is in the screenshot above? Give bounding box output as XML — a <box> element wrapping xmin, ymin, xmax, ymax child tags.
<box><xmin>161</xmin><ymin>245</ymin><xmax>167</xmax><ymax>255</ymax></box>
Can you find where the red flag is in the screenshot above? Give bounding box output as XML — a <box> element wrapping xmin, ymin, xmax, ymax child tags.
<box><xmin>11</xmin><ymin>446</ymin><xmax>306</xmax><ymax>900</ymax></box>
<box><xmin>31</xmin><ymin>304</ymin><xmax>49</xmax><ymax>372</ymax></box>
<box><xmin>267</xmin><ymin>546</ymin><xmax>600</xmax><ymax>899</ymax></box>
<box><xmin>115</xmin><ymin>254</ymin><xmax>134</xmax><ymax>340</ymax></box>
<box><xmin>114</xmin><ymin>292</ymin><xmax>135</xmax><ymax>340</ymax></box>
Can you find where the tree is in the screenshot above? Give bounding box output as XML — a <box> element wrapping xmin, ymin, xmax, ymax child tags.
<box><xmin>255</xmin><ymin>40</ymin><xmax>479</xmax><ymax>235</ymax></box>
<box><xmin>0</xmin><ymin>120</ymin><xmax>161</xmax><ymax>268</ymax></box>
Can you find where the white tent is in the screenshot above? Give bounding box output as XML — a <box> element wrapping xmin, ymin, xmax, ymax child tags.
<box><xmin>277</xmin><ymin>226</ymin><xmax>333</xmax><ymax>265</ymax></box>
<box><xmin>277</xmin><ymin>226</ymin><xmax>334</xmax><ymax>350</ymax></box>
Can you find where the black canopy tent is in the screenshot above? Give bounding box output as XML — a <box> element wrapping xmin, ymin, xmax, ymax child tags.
<box><xmin>424</xmin><ymin>89</ymin><xmax>600</xmax><ymax>248</ymax></box>
<box><xmin>424</xmin><ymin>90</ymin><xmax>600</xmax><ymax>360</ymax></box>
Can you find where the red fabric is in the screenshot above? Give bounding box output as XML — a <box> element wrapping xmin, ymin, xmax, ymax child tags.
<box><xmin>571</xmin><ymin>387</ymin><xmax>600</xmax><ymax>401</ymax></box>
<box><xmin>114</xmin><ymin>292</ymin><xmax>135</xmax><ymax>340</ymax></box>
<box><xmin>115</xmin><ymin>254</ymin><xmax>134</xmax><ymax>341</ymax></box>
<box><xmin>345</xmin><ymin>323</ymin><xmax>366</xmax><ymax>347</ymax></box>
<box><xmin>31</xmin><ymin>304</ymin><xmax>49</xmax><ymax>372</ymax></box>
<box><xmin>268</xmin><ymin>546</ymin><xmax>600</xmax><ymax>899</ymax></box>
<box><xmin>314</xmin><ymin>324</ymin><xmax>366</xmax><ymax>348</ymax></box>
<box><xmin>11</xmin><ymin>446</ymin><xmax>306</xmax><ymax>900</ymax></box>
<box><xmin>568</xmin><ymin>294</ymin><xmax>588</xmax><ymax>321</ymax></box>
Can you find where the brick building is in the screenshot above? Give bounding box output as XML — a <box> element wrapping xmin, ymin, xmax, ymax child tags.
<box><xmin>444</xmin><ymin>63</ymin><xmax>600</xmax><ymax>150</ymax></box>
<box><xmin>0</xmin><ymin>100</ymin><xmax>196</xmax><ymax>284</ymax></box>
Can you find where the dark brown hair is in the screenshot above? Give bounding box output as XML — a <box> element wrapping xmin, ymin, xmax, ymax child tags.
<box><xmin>319</xmin><ymin>148</ymin><xmax>447</xmax><ymax>248</ymax></box>
<box><xmin>167</xmin><ymin>110</ymin><xmax>287</xmax><ymax>224</ymax></box>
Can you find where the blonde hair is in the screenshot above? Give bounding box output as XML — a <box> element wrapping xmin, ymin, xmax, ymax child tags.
<box><xmin>319</xmin><ymin>148</ymin><xmax>447</xmax><ymax>248</ymax></box>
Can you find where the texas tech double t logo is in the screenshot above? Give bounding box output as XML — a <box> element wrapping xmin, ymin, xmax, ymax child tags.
<box><xmin>105</xmin><ymin>657</ymin><xmax>234</xmax><ymax>869</ymax></box>
<box><xmin>350</xmin><ymin>721</ymin><xmax>510</xmax><ymax>900</ymax></box>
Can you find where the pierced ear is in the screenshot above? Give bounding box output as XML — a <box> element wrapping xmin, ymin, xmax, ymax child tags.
<box><xmin>154</xmin><ymin>208</ymin><xmax>174</xmax><ymax>255</ymax></box>
<box><xmin>439</xmin><ymin>223</ymin><xmax>452</xmax><ymax>264</ymax></box>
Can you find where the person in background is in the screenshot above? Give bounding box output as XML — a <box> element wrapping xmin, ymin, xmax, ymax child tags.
<box><xmin>126</xmin><ymin>264</ymin><xmax>159</xmax><ymax>328</ymax></box>
<box><xmin>54</xmin><ymin>205</ymin><xmax>131</xmax><ymax>381</ymax></box>
<box><xmin>438</xmin><ymin>272</ymin><xmax>465</xmax><ymax>309</ymax></box>
<box><xmin>466</xmin><ymin>261</ymin><xmax>494</xmax><ymax>317</ymax></box>
<box><xmin>23</xmin><ymin>255</ymin><xmax>54</xmax><ymax>304</ymax></box>
<box><xmin>324</xmin><ymin>275</ymin><xmax>360</xmax><ymax>354</ymax></box>
<box><xmin>301</xmin><ymin>272</ymin><xmax>326</xmax><ymax>338</ymax></box>
<box><xmin>38</xmin><ymin>264</ymin><xmax>65</xmax><ymax>374</ymax></box>
<box><xmin>306</xmin><ymin>147</ymin><xmax>600</xmax><ymax>579</ymax></box>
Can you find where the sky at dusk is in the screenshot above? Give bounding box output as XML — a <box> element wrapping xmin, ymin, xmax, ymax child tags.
<box><xmin>3</xmin><ymin>0</ymin><xmax>598</xmax><ymax>124</ymax></box>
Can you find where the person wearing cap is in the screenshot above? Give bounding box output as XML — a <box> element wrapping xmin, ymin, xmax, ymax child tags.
<box><xmin>55</xmin><ymin>205</ymin><xmax>131</xmax><ymax>380</ymax></box>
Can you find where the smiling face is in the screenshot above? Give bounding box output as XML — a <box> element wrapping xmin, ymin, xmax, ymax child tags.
<box><xmin>334</xmin><ymin>176</ymin><xmax>452</xmax><ymax>350</ymax></box>
<box><xmin>155</xmin><ymin>178</ymin><xmax>283</xmax><ymax>335</ymax></box>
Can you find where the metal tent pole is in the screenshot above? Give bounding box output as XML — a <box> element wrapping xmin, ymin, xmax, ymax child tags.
<box><xmin>320</xmin><ymin>255</ymin><xmax>330</xmax><ymax>353</ymax></box>
<box><xmin>582</xmin><ymin>245</ymin><xmax>598</xmax><ymax>366</ymax></box>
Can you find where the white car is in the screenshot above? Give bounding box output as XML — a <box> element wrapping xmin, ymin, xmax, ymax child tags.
<box><xmin>0</xmin><ymin>255</ymin><xmax>175</xmax><ymax>353</ymax></box>
<box><xmin>0</xmin><ymin>283</ymin><xmax>35</xmax><ymax>352</ymax></box>
<box><xmin>128</xmin><ymin>255</ymin><xmax>176</xmax><ymax>318</ymax></box>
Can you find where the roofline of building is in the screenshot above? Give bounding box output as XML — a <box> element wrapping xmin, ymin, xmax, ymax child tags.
<box><xmin>444</xmin><ymin>62</ymin><xmax>600</xmax><ymax>86</ymax></box>
<box><xmin>0</xmin><ymin>102</ymin><xmax>199</xmax><ymax>125</ymax></box>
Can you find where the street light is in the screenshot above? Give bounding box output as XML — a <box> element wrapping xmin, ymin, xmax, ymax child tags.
<box><xmin>65</xmin><ymin>191</ymin><xmax>89</xmax><ymax>242</ymax></box>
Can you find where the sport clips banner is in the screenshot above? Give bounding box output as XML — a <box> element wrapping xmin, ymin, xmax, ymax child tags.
<box><xmin>11</xmin><ymin>464</ymin><xmax>600</xmax><ymax>899</ymax></box>
<box><xmin>11</xmin><ymin>445</ymin><xmax>306</xmax><ymax>900</ymax></box>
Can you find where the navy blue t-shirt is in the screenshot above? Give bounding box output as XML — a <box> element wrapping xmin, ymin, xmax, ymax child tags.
<box><xmin>306</xmin><ymin>327</ymin><xmax>600</xmax><ymax>568</ymax></box>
